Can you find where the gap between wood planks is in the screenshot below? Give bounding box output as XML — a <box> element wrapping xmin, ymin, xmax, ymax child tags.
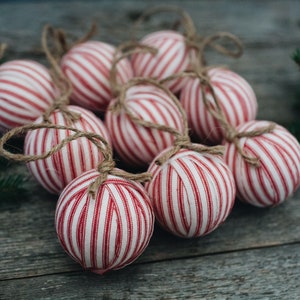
<box><xmin>1</xmin><ymin>240</ymin><xmax>299</xmax><ymax>282</ymax></box>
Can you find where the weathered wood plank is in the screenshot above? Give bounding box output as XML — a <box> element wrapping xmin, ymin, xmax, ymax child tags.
<box><xmin>1</xmin><ymin>243</ymin><xmax>300</xmax><ymax>300</ymax></box>
<box><xmin>1</xmin><ymin>164</ymin><xmax>300</xmax><ymax>280</ymax></box>
<box><xmin>1</xmin><ymin>2</ymin><xmax>300</xmax><ymax>296</ymax></box>
<box><xmin>0</xmin><ymin>1</ymin><xmax>299</xmax><ymax>125</ymax></box>
<box><xmin>1</xmin><ymin>0</ymin><xmax>300</xmax><ymax>51</ymax></box>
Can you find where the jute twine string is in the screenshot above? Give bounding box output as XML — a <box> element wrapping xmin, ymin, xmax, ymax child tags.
<box><xmin>161</xmin><ymin>69</ymin><xmax>276</xmax><ymax>166</ymax></box>
<box><xmin>41</xmin><ymin>23</ymin><xmax>97</xmax><ymax>124</ymax></box>
<box><xmin>109</xmin><ymin>41</ymin><xmax>158</xmax><ymax>97</ymax></box>
<box><xmin>41</xmin><ymin>24</ymin><xmax>81</xmax><ymax>124</ymax></box>
<box><xmin>0</xmin><ymin>123</ymin><xmax>151</xmax><ymax>198</ymax></box>
<box><xmin>197</xmin><ymin>74</ymin><xmax>276</xmax><ymax>166</ymax></box>
<box><xmin>108</xmin><ymin>30</ymin><xmax>224</xmax><ymax>164</ymax></box>
<box><xmin>131</xmin><ymin>7</ymin><xmax>243</xmax><ymax>68</ymax></box>
<box><xmin>43</xmin><ymin>22</ymin><xmax>97</xmax><ymax>58</ymax></box>
<box><xmin>131</xmin><ymin>4</ymin><xmax>204</xmax><ymax>64</ymax></box>
<box><xmin>109</xmin><ymin>76</ymin><xmax>224</xmax><ymax>166</ymax></box>
<box><xmin>158</xmin><ymin>24</ymin><xmax>275</xmax><ymax>167</ymax></box>
<box><xmin>194</xmin><ymin>31</ymin><xmax>244</xmax><ymax>71</ymax></box>
<box><xmin>132</xmin><ymin>5</ymin><xmax>198</xmax><ymax>41</ymax></box>
<box><xmin>0</xmin><ymin>43</ymin><xmax>7</xmax><ymax>60</ymax></box>
<box><xmin>72</xmin><ymin>22</ymin><xmax>97</xmax><ymax>48</ymax></box>
<box><xmin>0</xmin><ymin>25</ymin><xmax>151</xmax><ymax>198</ymax></box>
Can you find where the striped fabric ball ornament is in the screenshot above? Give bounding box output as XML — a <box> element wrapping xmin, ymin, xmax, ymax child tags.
<box><xmin>105</xmin><ymin>84</ymin><xmax>185</xmax><ymax>167</ymax></box>
<box><xmin>55</xmin><ymin>169</ymin><xmax>154</xmax><ymax>274</ymax></box>
<box><xmin>131</xmin><ymin>30</ymin><xmax>191</xmax><ymax>94</ymax></box>
<box><xmin>61</xmin><ymin>41</ymin><xmax>133</xmax><ymax>112</ymax></box>
<box><xmin>0</xmin><ymin>60</ymin><xmax>55</xmax><ymax>130</ymax></box>
<box><xmin>145</xmin><ymin>148</ymin><xmax>236</xmax><ymax>238</ymax></box>
<box><xmin>223</xmin><ymin>120</ymin><xmax>300</xmax><ymax>207</ymax></box>
<box><xmin>180</xmin><ymin>67</ymin><xmax>258</xmax><ymax>144</ymax></box>
<box><xmin>24</xmin><ymin>105</ymin><xmax>111</xmax><ymax>194</ymax></box>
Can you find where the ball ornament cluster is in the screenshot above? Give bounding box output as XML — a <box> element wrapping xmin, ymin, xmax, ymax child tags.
<box><xmin>0</xmin><ymin>6</ymin><xmax>299</xmax><ymax>277</ymax></box>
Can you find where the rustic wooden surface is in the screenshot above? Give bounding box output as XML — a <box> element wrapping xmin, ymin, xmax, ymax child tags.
<box><xmin>1</xmin><ymin>0</ymin><xmax>300</xmax><ymax>299</ymax></box>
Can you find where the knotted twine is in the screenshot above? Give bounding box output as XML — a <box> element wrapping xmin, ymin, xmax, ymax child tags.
<box><xmin>107</xmin><ymin>35</ymin><xmax>224</xmax><ymax>165</ymax></box>
<box><xmin>41</xmin><ymin>22</ymin><xmax>97</xmax><ymax>124</ymax></box>
<box><xmin>0</xmin><ymin>123</ymin><xmax>151</xmax><ymax>198</ymax></box>
<box><xmin>109</xmin><ymin>74</ymin><xmax>224</xmax><ymax>166</ymax></box>
<box><xmin>196</xmin><ymin>32</ymin><xmax>275</xmax><ymax>166</ymax></box>
<box><xmin>130</xmin><ymin>5</ymin><xmax>271</xmax><ymax>166</ymax></box>
<box><xmin>41</xmin><ymin>24</ymin><xmax>80</xmax><ymax>124</ymax></box>
<box><xmin>109</xmin><ymin>41</ymin><xmax>158</xmax><ymax>97</ymax></box>
<box><xmin>160</xmin><ymin>73</ymin><xmax>275</xmax><ymax>166</ymax></box>
<box><xmin>192</xmin><ymin>72</ymin><xmax>275</xmax><ymax>166</ymax></box>
<box><xmin>0</xmin><ymin>25</ymin><xmax>151</xmax><ymax>198</ymax></box>
<box><xmin>131</xmin><ymin>5</ymin><xmax>206</xmax><ymax>68</ymax></box>
<box><xmin>131</xmin><ymin>6</ymin><xmax>244</xmax><ymax>67</ymax></box>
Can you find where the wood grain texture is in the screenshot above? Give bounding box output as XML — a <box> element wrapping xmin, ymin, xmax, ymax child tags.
<box><xmin>1</xmin><ymin>243</ymin><xmax>300</xmax><ymax>299</ymax></box>
<box><xmin>1</xmin><ymin>0</ymin><xmax>299</xmax><ymax>49</ymax></box>
<box><xmin>1</xmin><ymin>1</ymin><xmax>300</xmax><ymax>299</ymax></box>
<box><xmin>0</xmin><ymin>1</ymin><xmax>299</xmax><ymax>124</ymax></box>
<box><xmin>1</xmin><ymin>164</ymin><xmax>300</xmax><ymax>280</ymax></box>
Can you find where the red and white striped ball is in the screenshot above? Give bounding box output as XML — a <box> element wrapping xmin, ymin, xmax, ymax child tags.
<box><xmin>223</xmin><ymin>120</ymin><xmax>300</xmax><ymax>207</ymax></box>
<box><xmin>145</xmin><ymin>147</ymin><xmax>236</xmax><ymax>238</ymax></box>
<box><xmin>105</xmin><ymin>84</ymin><xmax>185</xmax><ymax>167</ymax></box>
<box><xmin>180</xmin><ymin>67</ymin><xmax>258</xmax><ymax>145</ymax></box>
<box><xmin>55</xmin><ymin>169</ymin><xmax>154</xmax><ymax>274</ymax></box>
<box><xmin>131</xmin><ymin>30</ymin><xmax>191</xmax><ymax>94</ymax></box>
<box><xmin>24</xmin><ymin>105</ymin><xmax>111</xmax><ymax>194</ymax></box>
<box><xmin>61</xmin><ymin>41</ymin><xmax>133</xmax><ymax>112</ymax></box>
<box><xmin>0</xmin><ymin>60</ymin><xmax>55</xmax><ymax>131</ymax></box>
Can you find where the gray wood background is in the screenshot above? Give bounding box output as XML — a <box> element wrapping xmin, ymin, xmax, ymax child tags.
<box><xmin>1</xmin><ymin>0</ymin><xmax>300</xmax><ymax>299</ymax></box>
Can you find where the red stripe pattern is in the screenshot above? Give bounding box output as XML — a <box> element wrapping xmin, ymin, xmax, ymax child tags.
<box><xmin>0</xmin><ymin>60</ymin><xmax>55</xmax><ymax>130</ymax></box>
<box><xmin>55</xmin><ymin>169</ymin><xmax>154</xmax><ymax>274</ymax></box>
<box><xmin>105</xmin><ymin>84</ymin><xmax>185</xmax><ymax>167</ymax></box>
<box><xmin>61</xmin><ymin>41</ymin><xmax>133</xmax><ymax>112</ymax></box>
<box><xmin>131</xmin><ymin>30</ymin><xmax>191</xmax><ymax>94</ymax></box>
<box><xmin>223</xmin><ymin>120</ymin><xmax>300</xmax><ymax>207</ymax></box>
<box><xmin>24</xmin><ymin>105</ymin><xmax>111</xmax><ymax>194</ymax></box>
<box><xmin>145</xmin><ymin>147</ymin><xmax>236</xmax><ymax>238</ymax></box>
<box><xmin>180</xmin><ymin>67</ymin><xmax>257</xmax><ymax>144</ymax></box>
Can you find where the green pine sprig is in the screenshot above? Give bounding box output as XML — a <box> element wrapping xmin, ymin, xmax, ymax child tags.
<box><xmin>292</xmin><ymin>48</ymin><xmax>300</xmax><ymax>68</ymax></box>
<box><xmin>0</xmin><ymin>133</ymin><xmax>31</xmax><ymax>199</ymax></box>
<box><xmin>0</xmin><ymin>156</ymin><xmax>30</xmax><ymax>199</ymax></box>
<box><xmin>0</xmin><ymin>173</ymin><xmax>29</xmax><ymax>200</ymax></box>
<box><xmin>0</xmin><ymin>156</ymin><xmax>11</xmax><ymax>169</ymax></box>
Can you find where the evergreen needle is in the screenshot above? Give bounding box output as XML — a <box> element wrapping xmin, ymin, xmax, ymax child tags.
<box><xmin>0</xmin><ymin>174</ymin><xmax>29</xmax><ymax>196</ymax></box>
<box><xmin>292</xmin><ymin>48</ymin><xmax>300</xmax><ymax>67</ymax></box>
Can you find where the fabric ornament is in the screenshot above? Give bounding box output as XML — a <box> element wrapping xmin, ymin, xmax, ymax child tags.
<box><xmin>54</xmin><ymin>131</ymin><xmax>154</xmax><ymax>274</ymax></box>
<box><xmin>131</xmin><ymin>6</ymin><xmax>199</xmax><ymax>94</ymax></box>
<box><xmin>55</xmin><ymin>168</ymin><xmax>154</xmax><ymax>274</ymax></box>
<box><xmin>145</xmin><ymin>146</ymin><xmax>236</xmax><ymax>238</ymax></box>
<box><xmin>0</xmin><ymin>60</ymin><xmax>56</xmax><ymax>130</ymax></box>
<box><xmin>105</xmin><ymin>78</ymin><xmax>185</xmax><ymax>167</ymax></box>
<box><xmin>61</xmin><ymin>41</ymin><xmax>133</xmax><ymax>112</ymax></box>
<box><xmin>24</xmin><ymin>105</ymin><xmax>111</xmax><ymax>194</ymax></box>
<box><xmin>180</xmin><ymin>67</ymin><xmax>257</xmax><ymax>144</ymax></box>
<box><xmin>223</xmin><ymin>120</ymin><xmax>300</xmax><ymax>207</ymax></box>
